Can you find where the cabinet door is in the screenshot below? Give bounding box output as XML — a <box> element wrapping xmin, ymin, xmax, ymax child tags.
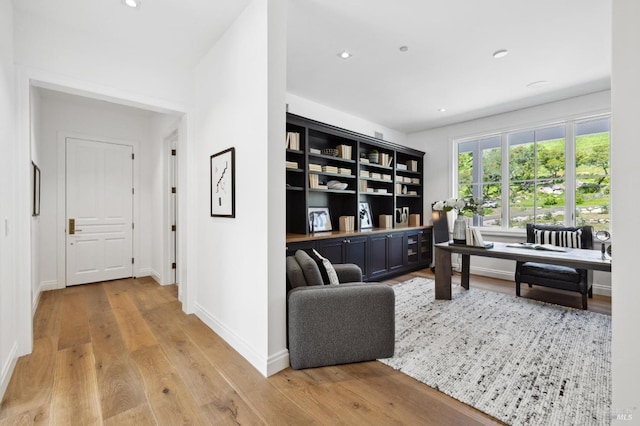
<box><xmin>419</xmin><ymin>228</ymin><xmax>433</xmax><ymax>265</ymax></box>
<box><xmin>315</xmin><ymin>238</ymin><xmax>344</xmax><ymax>264</ymax></box>
<box><xmin>406</xmin><ymin>231</ymin><xmax>420</xmax><ymax>265</ymax></box>
<box><xmin>387</xmin><ymin>232</ymin><xmax>406</xmax><ymax>273</ymax></box>
<box><xmin>344</xmin><ymin>236</ymin><xmax>368</xmax><ymax>278</ymax></box>
<box><xmin>368</xmin><ymin>234</ymin><xmax>389</xmax><ymax>279</ymax></box>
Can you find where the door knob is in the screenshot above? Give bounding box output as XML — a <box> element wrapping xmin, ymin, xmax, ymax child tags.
<box><xmin>69</xmin><ymin>218</ymin><xmax>75</xmax><ymax>235</ymax></box>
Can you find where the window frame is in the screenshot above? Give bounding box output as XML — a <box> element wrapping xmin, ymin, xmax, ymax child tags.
<box><xmin>452</xmin><ymin>112</ymin><xmax>611</xmax><ymax>233</ymax></box>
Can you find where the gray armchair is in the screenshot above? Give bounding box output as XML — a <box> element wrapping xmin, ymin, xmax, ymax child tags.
<box><xmin>515</xmin><ymin>224</ymin><xmax>594</xmax><ymax>309</ymax></box>
<box><xmin>286</xmin><ymin>250</ymin><xmax>395</xmax><ymax>370</ymax></box>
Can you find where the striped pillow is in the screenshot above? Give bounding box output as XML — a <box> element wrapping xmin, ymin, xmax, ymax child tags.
<box><xmin>534</xmin><ymin>229</ymin><xmax>583</xmax><ymax>248</ymax></box>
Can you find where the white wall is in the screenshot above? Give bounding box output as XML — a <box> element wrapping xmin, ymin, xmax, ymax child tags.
<box><xmin>33</xmin><ymin>89</ymin><xmax>176</xmax><ymax>296</ymax></box>
<box><xmin>611</xmin><ymin>0</ymin><xmax>640</xmax><ymax>416</ymax></box>
<box><xmin>409</xmin><ymin>91</ymin><xmax>612</xmax><ymax>294</ymax></box>
<box><xmin>0</xmin><ymin>0</ymin><xmax>19</xmax><ymax>400</ymax></box>
<box><xmin>287</xmin><ymin>93</ymin><xmax>409</xmax><ymax>146</ymax></box>
<box><xmin>14</xmin><ymin>11</ymin><xmax>192</xmax><ymax>108</ymax></box>
<box><xmin>193</xmin><ymin>0</ymin><xmax>287</xmax><ymax>376</ymax></box>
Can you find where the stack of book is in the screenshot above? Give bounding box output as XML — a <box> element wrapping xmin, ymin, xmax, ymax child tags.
<box><xmin>337</xmin><ymin>145</ymin><xmax>352</xmax><ymax>160</ymax></box>
<box><xmin>360</xmin><ymin>180</ymin><xmax>368</xmax><ymax>192</ymax></box>
<box><xmin>360</xmin><ymin>170</ymin><xmax>370</xmax><ymax>178</ymax></box>
<box><xmin>339</xmin><ymin>167</ymin><xmax>351</xmax><ymax>175</ymax></box>
<box><xmin>371</xmin><ymin>172</ymin><xmax>381</xmax><ymax>180</ymax></box>
<box><xmin>396</xmin><ymin>164</ymin><xmax>407</xmax><ymax>171</ymax></box>
<box><xmin>382</xmin><ymin>174</ymin><xmax>391</xmax><ymax>181</ymax></box>
<box><xmin>286</xmin><ymin>132</ymin><xmax>300</xmax><ymax>150</ymax></box>
<box><xmin>322</xmin><ymin>165</ymin><xmax>338</xmax><ymax>174</ymax></box>
<box><xmin>309</xmin><ymin>163</ymin><xmax>322</xmax><ymax>172</ymax></box>
<box><xmin>375</xmin><ymin>188</ymin><xmax>388</xmax><ymax>194</ymax></box>
<box><xmin>285</xmin><ymin>161</ymin><xmax>298</xmax><ymax>169</ymax></box>
<box><xmin>406</xmin><ymin>160</ymin><xmax>418</xmax><ymax>171</ymax></box>
<box><xmin>339</xmin><ymin>216</ymin><xmax>355</xmax><ymax>232</ymax></box>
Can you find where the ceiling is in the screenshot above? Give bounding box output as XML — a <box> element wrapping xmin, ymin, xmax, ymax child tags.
<box><xmin>12</xmin><ymin>0</ymin><xmax>611</xmax><ymax>134</ymax></box>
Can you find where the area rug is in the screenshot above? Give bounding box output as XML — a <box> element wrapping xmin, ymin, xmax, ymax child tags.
<box><xmin>379</xmin><ymin>278</ymin><xmax>611</xmax><ymax>426</ymax></box>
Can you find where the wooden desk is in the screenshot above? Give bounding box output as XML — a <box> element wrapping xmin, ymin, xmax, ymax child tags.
<box><xmin>434</xmin><ymin>242</ymin><xmax>612</xmax><ymax>300</ymax></box>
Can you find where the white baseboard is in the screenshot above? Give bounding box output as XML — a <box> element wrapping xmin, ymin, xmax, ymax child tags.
<box><xmin>32</xmin><ymin>280</ymin><xmax>61</xmax><ymax>313</ymax></box>
<box><xmin>194</xmin><ymin>303</ymin><xmax>287</xmax><ymax>377</ymax></box>
<box><xmin>137</xmin><ymin>267</ymin><xmax>152</xmax><ymax>278</ymax></box>
<box><xmin>0</xmin><ymin>342</ymin><xmax>18</xmax><ymax>402</ymax></box>
<box><xmin>267</xmin><ymin>349</ymin><xmax>290</xmax><ymax>377</ymax></box>
<box><xmin>454</xmin><ymin>263</ymin><xmax>612</xmax><ymax>297</ymax></box>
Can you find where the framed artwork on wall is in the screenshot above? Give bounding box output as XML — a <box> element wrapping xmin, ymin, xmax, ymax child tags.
<box><xmin>308</xmin><ymin>207</ymin><xmax>332</xmax><ymax>232</ymax></box>
<box><xmin>210</xmin><ymin>147</ymin><xmax>236</xmax><ymax>217</ymax></box>
<box><xmin>32</xmin><ymin>161</ymin><xmax>40</xmax><ymax>217</ymax></box>
<box><xmin>359</xmin><ymin>202</ymin><xmax>373</xmax><ymax>229</ymax></box>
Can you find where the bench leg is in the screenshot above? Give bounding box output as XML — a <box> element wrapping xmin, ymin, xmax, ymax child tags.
<box><xmin>588</xmin><ymin>286</ymin><xmax>593</xmax><ymax>298</ymax></box>
<box><xmin>582</xmin><ymin>292</ymin><xmax>588</xmax><ymax>310</ymax></box>
<box><xmin>516</xmin><ymin>281</ymin><xmax>521</xmax><ymax>297</ymax></box>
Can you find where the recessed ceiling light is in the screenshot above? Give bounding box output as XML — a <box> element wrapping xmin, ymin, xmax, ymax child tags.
<box><xmin>399</xmin><ymin>46</ymin><xmax>409</xmax><ymax>53</ymax></box>
<box><xmin>123</xmin><ymin>0</ymin><xmax>140</xmax><ymax>8</ymax></box>
<box><xmin>338</xmin><ymin>51</ymin><xmax>352</xmax><ymax>60</ymax></box>
<box><xmin>526</xmin><ymin>80</ymin><xmax>548</xmax><ymax>89</ymax></box>
<box><xmin>438</xmin><ymin>108</ymin><xmax>446</xmax><ymax>113</ymax></box>
<box><xmin>492</xmin><ymin>49</ymin><xmax>509</xmax><ymax>59</ymax></box>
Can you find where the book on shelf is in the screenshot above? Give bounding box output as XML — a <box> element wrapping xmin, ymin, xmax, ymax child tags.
<box><xmin>339</xmin><ymin>167</ymin><xmax>352</xmax><ymax>175</ymax></box>
<box><xmin>360</xmin><ymin>170</ymin><xmax>370</xmax><ymax>177</ymax></box>
<box><xmin>309</xmin><ymin>174</ymin><xmax>319</xmax><ymax>188</ymax></box>
<box><xmin>309</xmin><ymin>163</ymin><xmax>322</xmax><ymax>172</ymax></box>
<box><xmin>339</xmin><ymin>216</ymin><xmax>355</xmax><ymax>232</ymax></box>
<box><xmin>359</xmin><ymin>180</ymin><xmax>368</xmax><ymax>192</ymax></box>
<box><xmin>285</xmin><ymin>160</ymin><xmax>298</xmax><ymax>169</ymax></box>
<box><xmin>322</xmin><ymin>165</ymin><xmax>339</xmax><ymax>173</ymax></box>
<box><xmin>286</xmin><ymin>132</ymin><xmax>300</xmax><ymax>150</ymax></box>
<box><xmin>337</xmin><ymin>145</ymin><xmax>352</xmax><ymax>160</ymax></box>
<box><xmin>506</xmin><ymin>242</ymin><xmax>568</xmax><ymax>252</ymax></box>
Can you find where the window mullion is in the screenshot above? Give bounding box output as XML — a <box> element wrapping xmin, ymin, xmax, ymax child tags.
<box><xmin>565</xmin><ymin>122</ymin><xmax>576</xmax><ymax>225</ymax></box>
<box><xmin>501</xmin><ymin>133</ymin><xmax>509</xmax><ymax>230</ymax></box>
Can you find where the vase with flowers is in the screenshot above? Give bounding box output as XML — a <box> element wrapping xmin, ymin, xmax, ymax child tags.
<box><xmin>432</xmin><ymin>197</ymin><xmax>485</xmax><ymax>244</ymax></box>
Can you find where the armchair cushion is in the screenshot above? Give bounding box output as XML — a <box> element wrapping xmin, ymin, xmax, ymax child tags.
<box><xmin>519</xmin><ymin>262</ymin><xmax>582</xmax><ymax>284</ymax></box>
<box><xmin>303</xmin><ymin>249</ymin><xmax>339</xmax><ymax>285</ymax></box>
<box><xmin>294</xmin><ymin>249</ymin><xmax>324</xmax><ymax>286</ymax></box>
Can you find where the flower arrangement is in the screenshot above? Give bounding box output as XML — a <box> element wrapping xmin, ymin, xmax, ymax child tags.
<box><xmin>433</xmin><ymin>197</ymin><xmax>485</xmax><ymax>217</ymax></box>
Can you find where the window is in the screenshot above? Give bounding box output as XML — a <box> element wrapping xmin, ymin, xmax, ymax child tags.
<box><xmin>455</xmin><ymin>115</ymin><xmax>611</xmax><ymax>232</ymax></box>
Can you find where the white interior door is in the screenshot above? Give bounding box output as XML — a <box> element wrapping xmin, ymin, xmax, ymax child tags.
<box><xmin>66</xmin><ymin>138</ymin><xmax>133</xmax><ymax>286</ymax></box>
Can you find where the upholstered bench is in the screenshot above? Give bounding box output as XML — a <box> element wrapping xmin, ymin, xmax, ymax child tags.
<box><xmin>286</xmin><ymin>249</ymin><xmax>395</xmax><ymax>369</ymax></box>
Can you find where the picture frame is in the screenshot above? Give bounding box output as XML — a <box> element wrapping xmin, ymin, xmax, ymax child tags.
<box><xmin>359</xmin><ymin>202</ymin><xmax>373</xmax><ymax>229</ymax></box>
<box><xmin>32</xmin><ymin>161</ymin><xmax>40</xmax><ymax>217</ymax></box>
<box><xmin>210</xmin><ymin>147</ymin><xmax>236</xmax><ymax>217</ymax></box>
<box><xmin>308</xmin><ymin>207</ymin><xmax>332</xmax><ymax>232</ymax></box>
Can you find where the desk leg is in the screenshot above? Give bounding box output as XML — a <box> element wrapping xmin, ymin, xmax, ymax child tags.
<box><xmin>461</xmin><ymin>254</ymin><xmax>470</xmax><ymax>290</ymax></box>
<box><xmin>435</xmin><ymin>246</ymin><xmax>452</xmax><ymax>300</ymax></box>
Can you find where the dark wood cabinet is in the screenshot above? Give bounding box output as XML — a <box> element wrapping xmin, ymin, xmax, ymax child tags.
<box><xmin>286</xmin><ymin>227</ymin><xmax>432</xmax><ymax>282</ymax></box>
<box><xmin>316</xmin><ymin>235</ymin><xmax>369</xmax><ymax>279</ymax></box>
<box><xmin>368</xmin><ymin>231</ymin><xmax>408</xmax><ymax>279</ymax></box>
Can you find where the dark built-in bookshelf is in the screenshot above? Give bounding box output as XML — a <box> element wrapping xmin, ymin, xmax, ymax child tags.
<box><xmin>286</xmin><ymin>113</ymin><xmax>426</xmax><ymax>235</ymax></box>
<box><xmin>285</xmin><ymin>114</ymin><xmax>432</xmax><ymax>279</ymax></box>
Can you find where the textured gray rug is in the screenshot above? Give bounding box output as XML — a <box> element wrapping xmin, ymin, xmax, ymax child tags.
<box><xmin>379</xmin><ymin>277</ymin><xmax>611</xmax><ymax>426</ymax></box>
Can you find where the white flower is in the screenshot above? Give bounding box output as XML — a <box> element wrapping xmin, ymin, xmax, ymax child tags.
<box><xmin>433</xmin><ymin>201</ymin><xmax>445</xmax><ymax>210</ymax></box>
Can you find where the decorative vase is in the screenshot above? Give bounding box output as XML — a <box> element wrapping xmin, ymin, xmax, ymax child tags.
<box><xmin>452</xmin><ymin>214</ymin><xmax>467</xmax><ymax>245</ymax></box>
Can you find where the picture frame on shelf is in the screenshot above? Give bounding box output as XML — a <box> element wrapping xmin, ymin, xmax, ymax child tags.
<box><xmin>359</xmin><ymin>202</ymin><xmax>373</xmax><ymax>229</ymax></box>
<box><xmin>308</xmin><ymin>207</ymin><xmax>332</xmax><ymax>232</ymax></box>
<box><xmin>210</xmin><ymin>147</ymin><xmax>235</xmax><ymax>217</ymax></box>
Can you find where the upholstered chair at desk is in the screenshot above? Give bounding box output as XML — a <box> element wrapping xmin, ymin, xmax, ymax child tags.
<box><xmin>515</xmin><ymin>224</ymin><xmax>594</xmax><ymax>309</ymax></box>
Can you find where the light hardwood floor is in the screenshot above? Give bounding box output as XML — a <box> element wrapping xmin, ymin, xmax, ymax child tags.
<box><xmin>0</xmin><ymin>271</ymin><xmax>610</xmax><ymax>425</ymax></box>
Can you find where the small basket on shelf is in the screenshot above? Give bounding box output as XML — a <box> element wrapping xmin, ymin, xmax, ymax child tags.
<box><xmin>321</xmin><ymin>148</ymin><xmax>339</xmax><ymax>157</ymax></box>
